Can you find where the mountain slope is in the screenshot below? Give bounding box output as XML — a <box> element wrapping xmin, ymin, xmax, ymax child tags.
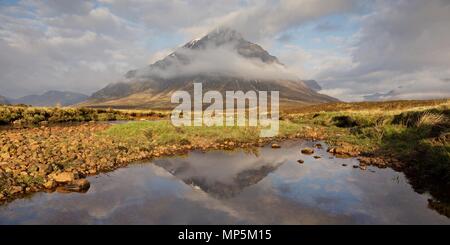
<box><xmin>82</xmin><ymin>27</ymin><xmax>337</xmax><ymax>109</ymax></box>
<box><xmin>303</xmin><ymin>80</ymin><xmax>322</xmax><ymax>92</ymax></box>
<box><xmin>12</xmin><ymin>90</ymin><xmax>88</xmax><ymax>106</ymax></box>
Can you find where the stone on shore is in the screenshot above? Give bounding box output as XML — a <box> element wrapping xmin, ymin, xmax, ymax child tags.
<box><xmin>43</xmin><ymin>180</ymin><xmax>55</xmax><ymax>189</ymax></box>
<box><xmin>60</xmin><ymin>179</ymin><xmax>90</xmax><ymax>192</ymax></box>
<box><xmin>50</xmin><ymin>172</ymin><xmax>77</xmax><ymax>183</ymax></box>
<box><xmin>314</xmin><ymin>143</ymin><xmax>323</xmax><ymax>149</ymax></box>
<box><xmin>301</xmin><ymin>148</ymin><xmax>314</xmax><ymax>155</ymax></box>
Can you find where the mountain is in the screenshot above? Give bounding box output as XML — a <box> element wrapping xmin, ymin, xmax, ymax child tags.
<box><xmin>12</xmin><ymin>90</ymin><xmax>88</xmax><ymax>106</ymax></box>
<box><xmin>82</xmin><ymin>27</ymin><xmax>337</xmax><ymax>109</ymax></box>
<box><xmin>363</xmin><ymin>90</ymin><xmax>396</xmax><ymax>101</ymax></box>
<box><xmin>303</xmin><ymin>80</ymin><xmax>322</xmax><ymax>92</ymax></box>
<box><xmin>0</xmin><ymin>95</ymin><xmax>9</xmax><ymax>105</ymax></box>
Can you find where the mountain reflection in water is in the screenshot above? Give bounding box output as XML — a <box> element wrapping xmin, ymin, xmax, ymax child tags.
<box><xmin>153</xmin><ymin>150</ymin><xmax>285</xmax><ymax>198</ymax></box>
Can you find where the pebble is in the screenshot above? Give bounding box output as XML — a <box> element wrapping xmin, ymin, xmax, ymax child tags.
<box><xmin>271</xmin><ymin>143</ymin><xmax>281</xmax><ymax>149</ymax></box>
<box><xmin>301</xmin><ymin>148</ymin><xmax>314</xmax><ymax>155</ymax></box>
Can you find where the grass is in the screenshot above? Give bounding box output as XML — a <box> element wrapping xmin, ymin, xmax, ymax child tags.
<box><xmin>0</xmin><ymin>105</ymin><xmax>168</xmax><ymax>125</ymax></box>
<box><xmin>103</xmin><ymin>120</ymin><xmax>263</xmax><ymax>146</ymax></box>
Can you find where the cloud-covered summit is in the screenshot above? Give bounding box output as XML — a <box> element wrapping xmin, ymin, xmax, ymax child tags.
<box><xmin>127</xmin><ymin>27</ymin><xmax>297</xmax><ymax>81</ymax></box>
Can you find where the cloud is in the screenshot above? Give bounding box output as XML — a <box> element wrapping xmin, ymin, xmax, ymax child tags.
<box><xmin>180</xmin><ymin>0</ymin><xmax>357</xmax><ymax>40</ymax></box>
<box><xmin>0</xmin><ymin>0</ymin><xmax>449</xmax><ymax>101</ymax></box>
<box><xmin>136</xmin><ymin>43</ymin><xmax>298</xmax><ymax>81</ymax></box>
<box><xmin>315</xmin><ymin>0</ymin><xmax>450</xmax><ymax>101</ymax></box>
<box><xmin>0</xmin><ymin>0</ymin><xmax>153</xmax><ymax>97</ymax></box>
<box><xmin>99</xmin><ymin>0</ymin><xmax>243</xmax><ymax>33</ymax></box>
<box><xmin>314</xmin><ymin>20</ymin><xmax>341</xmax><ymax>32</ymax></box>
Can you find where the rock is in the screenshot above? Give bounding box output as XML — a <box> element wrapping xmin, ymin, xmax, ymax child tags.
<box><xmin>60</xmin><ymin>179</ymin><xmax>90</xmax><ymax>192</ymax></box>
<box><xmin>0</xmin><ymin>152</ymin><xmax>10</xmax><ymax>160</ymax></box>
<box><xmin>314</xmin><ymin>143</ymin><xmax>323</xmax><ymax>149</ymax></box>
<box><xmin>313</xmin><ymin>156</ymin><xmax>321</xmax><ymax>159</ymax></box>
<box><xmin>328</xmin><ymin>143</ymin><xmax>360</xmax><ymax>157</ymax></box>
<box><xmin>51</xmin><ymin>172</ymin><xmax>76</xmax><ymax>183</ymax></box>
<box><xmin>37</xmin><ymin>164</ymin><xmax>53</xmax><ymax>174</ymax></box>
<box><xmin>301</xmin><ymin>148</ymin><xmax>314</xmax><ymax>155</ymax></box>
<box><xmin>353</xmin><ymin>165</ymin><xmax>359</xmax><ymax>169</ymax></box>
<box><xmin>359</xmin><ymin>165</ymin><xmax>367</xmax><ymax>170</ymax></box>
<box><xmin>342</xmin><ymin>164</ymin><xmax>348</xmax><ymax>167</ymax></box>
<box><xmin>28</xmin><ymin>165</ymin><xmax>39</xmax><ymax>173</ymax></box>
<box><xmin>271</xmin><ymin>143</ymin><xmax>281</xmax><ymax>149</ymax></box>
<box><xmin>10</xmin><ymin>186</ymin><xmax>23</xmax><ymax>194</ymax></box>
<box><xmin>357</xmin><ymin>157</ymin><xmax>387</xmax><ymax>168</ymax></box>
<box><xmin>43</xmin><ymin>180</ymin><xmax>55</xmax><ymax>189</ymax></box>
<box><xmin>297</xmin><ymin>160</ymin><xmax>304</xmax><ymax>164</ymax></box>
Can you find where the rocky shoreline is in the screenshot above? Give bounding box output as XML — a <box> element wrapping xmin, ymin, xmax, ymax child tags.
<box><xmin>0</xmin><ymin>122</ymin><xmax>405</xmax><ymax>204</ymax></box>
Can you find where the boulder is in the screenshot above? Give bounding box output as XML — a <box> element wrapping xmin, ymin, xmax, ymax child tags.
<box><xmin>43</xmin><ymin>180</ymin><xmax>55</xmax><ymax>189</ymax></box>
<box><xmin>51</xmin><ymin>172</ymin><xmax>77</xmax><ymax>183</ymax></box>
<box><xmin>37</xmin><ymin>164</ymin><xmax>53</xmax><ymax>174</ymax></box>
<box><xmin>271</xmin><ymin>143</ymin><xmax>281</xmax><ymax>149</ymax></box>
<box><xmin>301</xmin><ymin>148</ymin><xmax>314</xmax><ymax>155</ymax></box>
<box><xmin>328</xmin><ymin>144</ymin><xmax>360</xmax><ymax>157</ymax></box>
<box><xmin>10</xmin><ymin>186</ymin><xmax>23</xmax><ymax>194</ymax></box>
<box><xmin>60</xmin><ymin>179</ymin><xmax>90</xmax><ymax>192</ymax></box>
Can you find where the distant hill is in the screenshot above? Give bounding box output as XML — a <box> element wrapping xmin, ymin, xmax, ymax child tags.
<box><xmin>11</xmin><ymin>90</ymin><xmax>88</xmax><ymax>106</ymax></box>
<box><xmin>0</xmin><ymin>95</ymin><xmax>9</xmax><ymax>105</ymax></box>
<box><xmin>81</xmin><ymin>27</ymin><xmax>337</xmax><ymax>109</ymax></box>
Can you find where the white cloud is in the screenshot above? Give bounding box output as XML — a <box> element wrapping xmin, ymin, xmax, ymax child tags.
<box><xmin>180</xmin><ymin>0</ymin><xmax>356</xmax><ymax>41</ymax></box>
<box><xmin>137</xmin><ymin>44</ymin><xmax>298</xmax><ymax>81</ymax></box>
<box><xmin>0</xmin><ymin>0</ymin><xmax>153</xmax><ymax>97</ymax></box>
<box><xmin>314</xmin><ymin>0</ymin><xmax>450</xmax><ymax>101</ymax></box>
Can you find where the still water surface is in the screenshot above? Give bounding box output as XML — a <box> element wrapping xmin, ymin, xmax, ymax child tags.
<box><xmin>0</xmin><ymin>140</ymin><xmax>448</xmax><ymax>224</ymax></box>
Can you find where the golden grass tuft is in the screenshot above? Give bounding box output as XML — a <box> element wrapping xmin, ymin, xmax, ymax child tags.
<box><xmin>416</xmin><ymin>112</ymin><xmax>447</xmax><ymax>127</ymax></box>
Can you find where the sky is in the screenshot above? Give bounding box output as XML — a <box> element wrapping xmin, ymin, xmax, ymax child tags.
<box><xmin>0</xmin><ymin>0</ymin><xmax>449</xmax><ymax>101</ymax></box>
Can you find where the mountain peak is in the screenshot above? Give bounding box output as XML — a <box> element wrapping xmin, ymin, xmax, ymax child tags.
<box><xmin>183</xmin><ymin>27</ymin><xmax>244</xmax><ymax>49</ymax></box>
<box><xmin>205</xmin><ymin>26</ymin><xmax>243</xmax><ymax>41</ymax></box>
